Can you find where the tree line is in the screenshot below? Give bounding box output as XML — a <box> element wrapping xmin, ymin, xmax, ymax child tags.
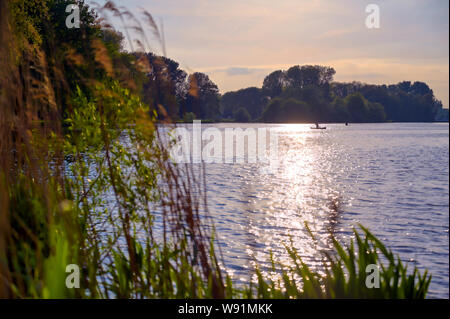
<box><xmin>221</xmin><ymin>66</ymin><xmax>448</xmax><ymax>123</ymax></box>
<box><xmin>141</xmin><ymin>55</ymin><xmax>447</xmax><ymax>123</ymax></box>
<box><xmin>144</xmin><ymin>59</ymin><xmax>448</xmax><ymax>123</ymax></box>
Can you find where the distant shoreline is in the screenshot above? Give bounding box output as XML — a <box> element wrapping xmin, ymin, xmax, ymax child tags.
<box><xmin>173</xmin><ymin>120</ymin><xmax>449</xmax><ymax>124</ymax></box>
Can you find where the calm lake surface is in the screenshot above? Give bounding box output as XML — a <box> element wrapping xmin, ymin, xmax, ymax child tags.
<box><xmin>182</xmin><ymin>123</ymin><xmax>449</xmax><ymax>298</ymax></box>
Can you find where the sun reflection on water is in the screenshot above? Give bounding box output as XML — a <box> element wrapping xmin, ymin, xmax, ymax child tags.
<box><xmin>233</xmin><ymin>124</ymin><xmax>342</xmax><ymax>285</ymax></box>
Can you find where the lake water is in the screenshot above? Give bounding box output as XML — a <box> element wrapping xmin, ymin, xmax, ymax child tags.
<box><xmin>182</xmin><ymin>123</ymin><xmax>449</xmax><ymax>298</ymax></box>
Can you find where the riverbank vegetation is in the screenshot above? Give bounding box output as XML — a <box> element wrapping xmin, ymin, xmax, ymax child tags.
<box><xmin>0</xmin><ymin>0</ymin><xmax>432</xmax><ymax>299</ymax></box>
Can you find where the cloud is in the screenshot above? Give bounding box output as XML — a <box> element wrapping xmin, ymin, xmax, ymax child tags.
<box><xmin>223</xmin><ymin>67</ymin><xmax>260</xmax><ymax>76</ymax></box>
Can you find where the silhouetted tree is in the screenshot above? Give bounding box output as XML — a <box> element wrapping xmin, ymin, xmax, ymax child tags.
<box><xmin>220</xmin><ymin>87</ymin><xmax>266</xmax><ymax>120</ymax></box>
<box><xmin>286</xmin><ymin>65</ymin><xmax>335</xmax><ymax>88</ymax></box>
<box><xmin>185</xmin><ymin>72</ymin><xmax>220</xmax><ymax>120</ymax></box>
<box><xmin>262</xmin><ymin>70</ymin><xmax>288</xmax><ymax>97</ymax></box>
<box><xmin>142</xmin><ymin>53</ymin><xmax>187</xmax><ymax>120</ymax></box>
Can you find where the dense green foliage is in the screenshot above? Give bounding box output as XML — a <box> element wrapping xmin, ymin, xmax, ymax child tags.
<box><xmin>221</xmin><ymin>87</ymin><xmax>267</xmax><ymax>120</ymax></box>
<box><xmin>233</xmin><ymin>107</ymin><xmax>251</xmax><ymax>123</ymax></box>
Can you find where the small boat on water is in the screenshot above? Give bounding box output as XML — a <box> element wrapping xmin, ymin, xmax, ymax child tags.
<box><xmin>311</xmin><ymin>123</ymin><xmax>326</xmax><ymax>129</ymax></box>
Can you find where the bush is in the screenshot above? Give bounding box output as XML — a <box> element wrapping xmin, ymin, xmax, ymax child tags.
<box><xmin>233</xmin><ymin>107</ymin><xmax>251</xmax><ymax>122</ymax></box>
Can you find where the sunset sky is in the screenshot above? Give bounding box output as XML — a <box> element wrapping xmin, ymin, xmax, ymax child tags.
<box><xmin>101</xmin><ymin>0</ymin><xmax>449</xmax><ymax>108</ymax></box>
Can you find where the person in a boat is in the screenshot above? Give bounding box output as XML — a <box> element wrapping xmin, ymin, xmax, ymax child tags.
<box><xmin>315</xmin><ymin>122</ymin><xmax>319</xmax><ymax>129</ymax></box>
